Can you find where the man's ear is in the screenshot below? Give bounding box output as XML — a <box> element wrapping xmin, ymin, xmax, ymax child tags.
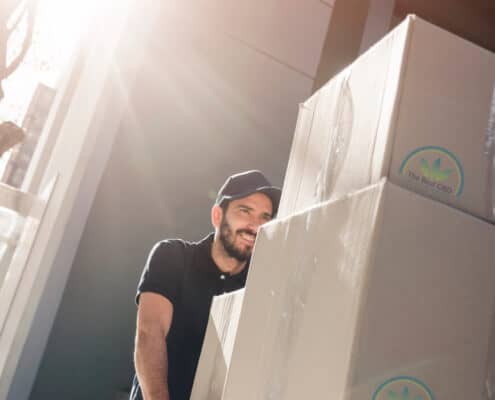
<box><xmin>211</xmin><ymin>205</ymin><xmax>223</xmax><ymax>229</ymax></box>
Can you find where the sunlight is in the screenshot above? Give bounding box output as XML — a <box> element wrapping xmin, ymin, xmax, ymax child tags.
<box><xmin>0</xmin><ymin>0</ymin><xmax>129</xmax><ymax>122</ymax></box>
<box><xmin>0</xmin><ymin>0</ymin><xmax>133</xmax><ymax>181</ymax></box>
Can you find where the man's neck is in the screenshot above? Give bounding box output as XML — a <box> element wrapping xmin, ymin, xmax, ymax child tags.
<box><xmin>211</xmin><ymin>238</ymin><xmax>247</xmax><ymax>275</ymax></box>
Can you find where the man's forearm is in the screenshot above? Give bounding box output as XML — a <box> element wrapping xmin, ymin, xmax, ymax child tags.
<box><xmin>135</xmin><ymin>331</ymin><xmax>170</xmax><ymax>400</ymax></box>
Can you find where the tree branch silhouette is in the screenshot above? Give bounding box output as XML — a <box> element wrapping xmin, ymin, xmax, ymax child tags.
<box><xmin>0</xmin><ymin>0</ymin><xmax>38</xmax><ymax>101</ymax></box>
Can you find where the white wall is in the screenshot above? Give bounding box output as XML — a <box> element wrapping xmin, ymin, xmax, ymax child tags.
<box><xmin>359</xmin><ymin>0</ymin><xmax>396</xmax><ymax>54</ymax></box>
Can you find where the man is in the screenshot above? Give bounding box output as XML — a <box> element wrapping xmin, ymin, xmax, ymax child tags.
<box><xmin>130</xmin><ymin>170</ymin><xmax>281</xmax><ymax>400</ymax></box>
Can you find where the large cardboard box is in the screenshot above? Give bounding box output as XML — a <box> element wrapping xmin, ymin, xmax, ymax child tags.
<box><xmin>278</xmin><ymin>15</ymin><xmax>495</xmax><ymax>221</ymax></box>
<box><xmin>191</xmin><ymin>289</ymin><xmax>244</xmax><ymax>400</ymax></box>
<box><xmin>224</xmin><ymin>180</ymin><xmax>495</xmax><ymax>400</ymax></box>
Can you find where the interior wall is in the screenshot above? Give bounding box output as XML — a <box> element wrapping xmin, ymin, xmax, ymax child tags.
<box><xmin>28</xmin><ymin>2</ymin><xmax>333</xmax><ymax>399</ymax></box>
<box><xmin>313</xmin><ymin>0</ymin><xmax>370</xmax><ymax>92</ymax></box>
<box><xmin>314</xmin><ymin>0</ymin><xmax>495</xmax><ymax>95</ymax></box>
<box><xmin>394</xmin><ymin>0</ymin><xmax>495</xmax><ymax>53</ymax></box>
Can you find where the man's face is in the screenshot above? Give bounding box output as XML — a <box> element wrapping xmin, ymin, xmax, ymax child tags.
<box><xmin>218</xmin><ymin>192</ymin><xmax>273</xmax><ymax>262</ymax></box>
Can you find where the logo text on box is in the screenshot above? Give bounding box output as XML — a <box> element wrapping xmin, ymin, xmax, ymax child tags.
<box><xmin>399</xmin><ymin>146</ymin><xmax>464</xmax><ymax>197</ymax></box>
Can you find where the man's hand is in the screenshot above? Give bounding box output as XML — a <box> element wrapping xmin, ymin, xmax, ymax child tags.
<box><xmin>134</xmin><ymin>292</ymin><xmax>174</xmax><ymax>400</ymax></box>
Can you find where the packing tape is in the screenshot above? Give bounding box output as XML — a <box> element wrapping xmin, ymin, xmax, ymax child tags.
<box><xmin>258</xmin><ymin>183</ymin><xmax>382</xmax><ymax>400</ymax></box>
<box><xmin>316</xmin><ymin>70</ymin><xmax>354</xmax><ymax>203</ymax></box>
<box><xmin>485</xmin><ymin>84</ymin><xmax>495</xmax><ymax>219</ymax></box>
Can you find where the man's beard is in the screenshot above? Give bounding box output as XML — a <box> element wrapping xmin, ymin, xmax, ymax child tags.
<box><xmin>219</xmin><ymin>216</ymin><xmax>255</xmax><ymax>262</ymax></box>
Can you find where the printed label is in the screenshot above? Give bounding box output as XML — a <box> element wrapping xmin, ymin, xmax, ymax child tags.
<box><xmin>372</xmin><ymin>376</ymin><xmax>434</xmax><ymax>400</ymax></box>
<box><xmin>399</xmin><ymin>146</ymin><xmax>464</xmax><ymax>197</ymax></box>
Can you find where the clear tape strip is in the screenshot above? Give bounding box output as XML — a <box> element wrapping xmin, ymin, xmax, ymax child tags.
<box><xmin>484</xmin><ymin>91</ymin><xmax>495</xmax><ymax>395</ymax></box>
<box><xmin>316</xmin><ymin>69</ymin><xmax>354</xmax><ymax>203</ymax></box>
<box><xmin>280</xmin><ymin>102</ymin><xmax>316</xmax><ymax>219</ymax></box>
<box><xmin>208</xmin><ymin>291</ymin><xmax>243</xmax><ymax>399</ymax></box>
<box><xmin>209</xmin><ymin>294</ymin><xmax>233</xmax><ymax>398</ymax></box>
<box><xmin>293</xmin><ymin>92</ymin><xmax>320</xmax><ymax>218</ymax></box>
<box><xmin>485</xmin><ymin>84</ymin><xmax>495</xmax><ymax>219</ymax></box>
<box><xmin>259</xmin><ymin>183</ymin><xmax>382</xmax><ymax>400</ymax></box>
<box><xmin>259</xmin><ymin>210</ymin><xmax>318</xmax><ymax>400</ymax></box>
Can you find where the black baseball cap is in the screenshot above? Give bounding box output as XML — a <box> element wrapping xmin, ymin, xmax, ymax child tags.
<box><xmin>215</xmin><ymin>170</ymin><xmax>281</xmax><ymax>216</ymax></box>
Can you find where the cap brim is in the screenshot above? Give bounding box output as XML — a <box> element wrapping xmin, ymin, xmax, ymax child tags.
<box><xmin>218</xmin><ymin>186</ymin><xmax>281</xmax><ymax>216</ymax></box>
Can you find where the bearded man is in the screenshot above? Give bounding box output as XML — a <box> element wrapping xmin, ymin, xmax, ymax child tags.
<box><xmin>130</xmin><ymin>170</ymin><xmax>280</xmax><ymax>400</ymax></box>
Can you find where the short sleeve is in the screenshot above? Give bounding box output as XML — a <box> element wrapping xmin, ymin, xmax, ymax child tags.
<box><xmin>135</xmin><ymin>239</ymin><xmax>185</xmax><ymax>306</ymax></box>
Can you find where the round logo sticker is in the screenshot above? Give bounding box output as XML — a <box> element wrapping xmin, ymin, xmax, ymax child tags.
<box><xmin>399</xmin><ymin>146</ymin><xmax>464</xmax><ymax>197</ymax></box>
<box><xmin>372</xmin><ymin>376</ymin><xmax>434</xmax><ymax>400</ymax></box>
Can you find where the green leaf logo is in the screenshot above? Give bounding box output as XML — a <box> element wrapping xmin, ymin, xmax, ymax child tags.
<box><xmin>400</xmin><ymin>146</ymin><xmax>464</xmax><ymax>197</ymax></box>
<box><xmin>372</xmin><ymin>376</ymin><xmax>434</xmax><ymax>400</ymax></box>
<box><xmin>387</xmin><ymin>385</ymin><xmax>424</xmax><ymax>400</ymax></box>
<box><xmin>420</xmin><ymin>158</ymin><xmax>452</xmax><ymax>182</ymax></box>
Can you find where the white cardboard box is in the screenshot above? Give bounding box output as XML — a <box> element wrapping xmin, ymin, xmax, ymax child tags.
<box><xmin>190</xmin><ymin>289</ymin><xmax>244</xmax><ymax>400</ymax></box>
<box><xmin>224</xmin><ymin>180</ymin><xmax>495</xmax><ymax>400</ymax></box>
<box><xmin>278</xmin><ymin>15</ymin><xmax>495</xmax><ymax>221</ymax></box>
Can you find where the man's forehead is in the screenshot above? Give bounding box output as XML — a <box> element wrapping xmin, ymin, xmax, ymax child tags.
<box><xmin>230</xmin><ymin>192</ymin><xmax>273</xmax><ymax>212</ymax></box>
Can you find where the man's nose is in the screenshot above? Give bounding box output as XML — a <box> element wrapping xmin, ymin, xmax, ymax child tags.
<box><xmin>248</xmin><ymin>217</ymin><xmax>264</xmax><ymax>232</ymax></box>
<box><xmin>245</xmin><ymin>221</ymin><xmax>258</xmax><ymax>234</ymax></box>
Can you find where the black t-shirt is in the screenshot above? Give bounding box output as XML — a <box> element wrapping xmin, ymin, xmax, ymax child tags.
<box><xmin>130</xmin><ymin>233</ymin><xmax>248</xmax><ymax>400</ymax></box>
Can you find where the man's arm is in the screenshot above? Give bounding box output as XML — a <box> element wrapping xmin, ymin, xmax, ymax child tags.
<box><xmin>134</xmin><ymin>292</ymin><xmax>173</xmax><ymax>400</ymax></box>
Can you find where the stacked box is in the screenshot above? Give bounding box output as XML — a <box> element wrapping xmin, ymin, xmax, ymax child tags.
<box><xmin>191</xmin><ymin>289</ymin><xmax>244</xmax><ymax>400</ymax></box>
<box><xmin>193</xmin><ymin>15</ymin><xmax>495</xmax><ymax>400</ymax></box>
<box><xmin>278</xmin><ymin>15</ymin><xmax>495</xmax><ymax>222</ymax></box>
<box><xmin>224</xmin><ymin>180</ymin><xmax>495</xmax><ymax>400</ymax></box>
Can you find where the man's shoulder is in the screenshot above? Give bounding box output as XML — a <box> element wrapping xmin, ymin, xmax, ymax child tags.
<box><xmin>153</xmin><ymin>238</ymin><xmax>188</xmax><ymax>249</ymax></box>
<box><xmin>151</xmin><ymin>234</ymin><xmax>212</xmax><ymax>257</ymax></box>
<box><xmin>148</xmin><ymin>239</ymin><xmax>189</xmax><ymax>263</ymax></box>
<box><xmin>137</xmin><ymin>237</ymin><xmax>208</xmax><ymax>306</ymax></box>
<box><xmin>153</xmin><ymin>235</ymin><xmax>209</xmax><ymax>248</ymax></box>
